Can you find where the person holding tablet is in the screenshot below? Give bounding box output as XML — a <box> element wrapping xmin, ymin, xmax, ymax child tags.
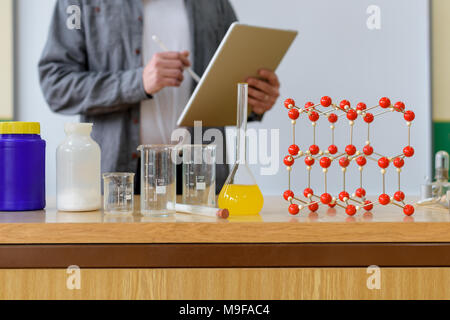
<box><xmin>39</xmin><ymin>0</ymin><xmax>280</xmax><ymax>193</ymax></box>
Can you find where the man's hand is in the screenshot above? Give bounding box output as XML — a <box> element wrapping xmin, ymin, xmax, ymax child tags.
<box><xmin>143</xmin><ymin>51</ymin><xmax>191</xmax><ymax>95</ymax></box>
<box><xmin>247</xmin><ymin>69</ymin><xmax>280</xmax><ymax>115</ymax></box>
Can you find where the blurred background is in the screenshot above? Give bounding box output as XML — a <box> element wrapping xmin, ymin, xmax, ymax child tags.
<box><xmin>1</xmin><ymin>0</ymin><xmax>448</xmax><ymax>197</ymax></box>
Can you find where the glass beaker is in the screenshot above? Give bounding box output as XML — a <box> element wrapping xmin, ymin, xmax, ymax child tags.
<box><xmin>182</xmin><ymin>144</ymin><xmax>217</xmax><ymax>206</ymax></box>
<box><xmin>103</xmin><ymin>173</ymin><xmax>135</xmax><ymax>215</ymax></box>
<box><xmin>138</xmin><ymin>145</ymin><xmax>177</xmax><ymax>217</ymax></box>
<box><xmin>218</xmin><ymin>83</ymin><xmax>264</xmax><ymax>216</ymax></box>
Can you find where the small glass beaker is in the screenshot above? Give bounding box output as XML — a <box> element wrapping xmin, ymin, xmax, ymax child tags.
<box><xmin>182</xmin><ymin>145</ymin><xmax>216</xmax><ymax>206</ymax></box>
<box><xmin>138</xmin><ymin>145</ymin><xmax>177</xmax><ymax>217</ymax></box>
<box><xmin>103</xmin><ymin>173</ymin><xmax>135</xmax><ymax>215</ymax></box>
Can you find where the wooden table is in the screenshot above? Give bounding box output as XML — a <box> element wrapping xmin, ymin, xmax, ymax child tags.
<box><xmin>1</xmin><ymin>196</ymin><xmax>450</xmax><ymax>299</ymax></box>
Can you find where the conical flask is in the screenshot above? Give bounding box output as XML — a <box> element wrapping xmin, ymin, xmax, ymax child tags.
<box><xmin>218</xmin><ymin>83</ymin><xmax>264</xmax><ymax>216</ymax></box>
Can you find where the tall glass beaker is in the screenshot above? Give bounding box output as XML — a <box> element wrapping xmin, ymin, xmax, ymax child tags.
<box><xmin>218</xmin><ymin>83</ymin><xmax>264</xmax><ymax>216</ymax></box>
<box><xmin>138</xmin><ymin>145</ymin><xmax>176</xmax><ymax>217</ymax></box>
<box><xmin>182</xmin><ymin>144</ymin><xmax>216</xmax><ymax>206</ymax></box>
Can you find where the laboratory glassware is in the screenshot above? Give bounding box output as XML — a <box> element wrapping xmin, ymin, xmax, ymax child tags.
<box><xmin>103</xmin><ymin>173</ymin><xmax>135</xmax><ymax>215</ymax></box>
<box><xmin>418</xmin><ymin>151</ymin><xmax>450</xmax><ymax>208</ymax></box>
<box><xmin>138</xmin><ymin>145</ymin><xmax>177</xmax><ymax>217</ymax></box>
<box><xmin>0</xmin><ymin>122</ymin><xmax>46</xmax><ymax>211</ymax></box>
<box><xmin>218</xmin><ymin>83</ymin><xmax>264</xmax><ymax>216</ymax></box>
<box><xmin>57</xmin><ymin>123</ymin><xmax>101</xmax><ymax>212</ymax></box>
<box><xmin>182</xmin><ymin>144</ymin><xmax>216</xmax><ymax>206</ymax></box>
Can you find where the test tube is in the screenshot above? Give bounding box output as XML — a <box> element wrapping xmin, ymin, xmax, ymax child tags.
<box><xmin>138</xmin><ymin>145</ymin><xmax>177</xmax><ymax>217</ymax></box>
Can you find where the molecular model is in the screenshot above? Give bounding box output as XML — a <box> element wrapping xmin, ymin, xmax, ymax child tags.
<box><xmin>282</xmin><ymin>96</ymin><xmax>416</xmax><ymax>216</ymax></box>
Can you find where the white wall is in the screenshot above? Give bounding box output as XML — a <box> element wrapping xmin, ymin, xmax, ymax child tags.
<box><xmin>16</xmin><ymin>0</ymin><xmax>431</xmax><ymax>197</ymax></box>
<box><xmin>230</xmin><ymin>0</ymin><xmax>431</xmax><ymax>196</ymax></box>
<box><xmin>16</xmin><ymin>0</ymin><xmax>77</xmax><ymax>198</ymax></box>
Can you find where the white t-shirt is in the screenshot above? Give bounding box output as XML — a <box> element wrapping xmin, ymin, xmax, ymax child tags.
<box><xmin>140</xmin><ymin>0</ymin><xmax>193</xmax><ymax>145</ymax></box>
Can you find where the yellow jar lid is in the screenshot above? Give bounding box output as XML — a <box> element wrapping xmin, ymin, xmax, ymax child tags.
<box><xmin>0</xmin><ymin>122</ymin><xmax>41</xmax><ymax>135</ymax></box>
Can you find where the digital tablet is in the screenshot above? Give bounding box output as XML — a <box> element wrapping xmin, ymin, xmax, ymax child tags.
<box><xmin>177</xmin><ymin>23</ymin><xmax>298</xmax><ymax>127</ymax></box>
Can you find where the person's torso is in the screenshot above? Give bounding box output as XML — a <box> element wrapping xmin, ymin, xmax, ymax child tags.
<box><xmin>140</xmin><ymin>0</ymin><xmax>193</xmax><ymax>145</ymax></box>
<box><xmin>81</xmin><ymin>0</ymin><xmax>144</xmax><ymax>72</ymax></box>
<box><xmin>76</xmin><ymin>0</ymin><xmax>235</xmax><ymax>186</ymax></box>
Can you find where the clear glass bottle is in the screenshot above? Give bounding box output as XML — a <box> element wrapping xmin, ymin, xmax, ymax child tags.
<box><xmin>218</xmin><ymin>83</ymin><xmax>264</xmax><ymax>216</ymax></box>
<box><xmin>57</xmin><ymin>123</ymin><xmax>101</xmax><ymax>212</ymax></box>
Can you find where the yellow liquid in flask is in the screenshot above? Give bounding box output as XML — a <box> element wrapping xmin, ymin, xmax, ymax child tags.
<box><xmin>218</xmin><ymin>184</ymin><xmax>264</xmax><ymax>216</ymax></box>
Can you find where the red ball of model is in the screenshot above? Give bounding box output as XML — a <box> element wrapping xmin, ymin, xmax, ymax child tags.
<box><xmin>309</xmin><ymin>202</ymin><xmax>319</xmax><ymax>212</ymax></box>
<box><xmin>339</xmin><ymin>157</ymin><xmax>350</xmax><ymax>168</ymax></box>
<box><xmin>394</xmin><ymin>191</ymin><xmax>405</xmax><ymax>202</ymax></box>
<box><xmin>356</xmin><ymin>156</ymin><xmax>367</xmax><ymax>166</ymax></box>
<box><xmin>289</xmin><ymin>204</ymin><xmax>300</xmax><ymax>215</ymax></box>
<box><xmin>328</xmin><ymin>202</ymin><xmax>336</xmax><ymax>208</ymax></box>
<box><xmin>404</xmin><ymin>110</ymin><xmax>415</xmax><ymax>122</ymax></box>
<box><xmin>288</xmin><ymin>108</ymin><xmax>299</xmax><ymax>120</ymax></box>
<box><xmin>328</xmin><ymin>113</ymin><xmax>338</xmax><ymax>123</ymax></box>
<box><xmin>393</xmin><ymin>157</ymin><xmax>404</xmax><ymax>168</ymax></box>
<box><xmin>394</xmin><ymin>101</ymin><xmax>405</xmax><ymax>112</ymax></box>
<box><xmin>309</xmin><ymin>144</ymin><xmax>320</xmax><ymax>155</ymax></box>
<box><xmin>309</xmin><ymin>111</ymin><xmax>319</xmax><ymax>122</ymax></box>
<box><xmin>378</xmin><ymin>157</ymin><xmax>390</xmax><ymax>169</ymax></box>
<box><xmin>379</xmin><ymin>97</ymin><xmax>391</xmax><ymax>108</ymax></box>
<box><xmin>356</xmin><ymin>102</ymin><xmax>367</xmax><ymax>111</ymax></box>
<box><xmin>321</xmin><ymin>96</ymin><xmax>332</xmax><ymax>107</ymax></box>
<box><xmin>328</xmin><ymin>145</ymin><xmax>338</xmax><ymax>155</ymax></box>
<box><xmin>403</xmin><ymin>204</ymin><xmax>415</xmax><ymax>216</ymax></box>
<box><xmin>346</xmin><ymin>205</ymin><xmax>357</xmax><ymax>216</ymax></box>
<box><xmin>288</xmin><ymin>144</ymin><xmax>300</xmax><ymax>156</ymax></box>
<box><xmin>345</xmin><ymin>144</ymin><xmax>357</xmax><ymax>156</ymax></box>
<box><xmin>379</xmin><ymin>194</ymin><xmax>391</xmax><ymax>205</ymax></box>
<box><xmin>284</xmin><ymin>98</ymin><xmax>295</xmax><ymax>109</ymax></box>
<box><xmin>347</xmin><ymin>109</ymin><xmax>358</xmax><ymax>121</ymax></box>
<box><xmin>283</xmin><ymin>190</ymin><xmax>294</xmax><ymax>201</ymax></box>
<box><xmin>355</xmin><ymin>188</ymin><xmax>366</xmax><ymax>198</ymax></box>
<box><xmin>340</xmin><ymin>100</ymin><xmax>351</xmax><ymax>110</ymax></box>
<box><xmin>339</xmin><ymin>191</ymin><xmax>350</xmax><ymax>202</ymax></box>
<box><xmin>320</xmin><ymin>193</ymin><xmax>332</xmax><ymax>204</ymax></box>
<box><xmin>363</xmin><ymin>200</ymin><xmax>373</xmax><ymax>211</ymax></box>
<box><xmin>304</xmin><ymin>156</ymin><xmax>315</xmax><ymax>166</ymax></box>
<box><xmin>363</xmin><ymin>145</ymin><xmax>374</xmax><ymax>156</ymax></box>
<box><xmin>364</xmin><ymin>113</ymin><xmax>374</xmax><ymax>123</ymax></box>
<box><xmin>403</xmin><ymin>146</ymin><xmax>414</xmax><ymax>157</ymax></box>
<box><xmin>284</xmin><ymin>156</ymin><xmax>294</xmax><ymax>166</ymax></box>
<box><xmin>303</xmin><ymin>188</ymin><xmax>314</xmax><ymax>198</ymax></box>
<box><xmin>304</xmin><ymin>101</ymin><xmax>315</xmax><ymax>110</ymax></box>
<box><xmin>320</xmin><ymin>157</ymin><xmax>331</xmax><ymax>168</ymax></box>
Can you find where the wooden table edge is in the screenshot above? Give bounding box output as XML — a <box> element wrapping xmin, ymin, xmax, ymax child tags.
<box><xmin>1</xmin><ymin>221</ymin><xmax>450</xmax><ymax>244</ymax></box>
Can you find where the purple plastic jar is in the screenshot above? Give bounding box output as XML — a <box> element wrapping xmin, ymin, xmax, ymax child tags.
<box><xmin>0</xmin><ymin>122</ymin><xmax>46</xmax><ymax>211</ymax></box>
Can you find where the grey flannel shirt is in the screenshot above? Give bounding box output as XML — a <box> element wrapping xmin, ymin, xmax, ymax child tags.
<box><xmin>39</xmin><ymin>0</ymin><xmax>240</xmax><ymax>193</ymax></box>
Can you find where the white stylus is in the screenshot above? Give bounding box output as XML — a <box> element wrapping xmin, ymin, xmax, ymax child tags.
<box><xmin>152</xmin><ymin>35</ymin><xmax>201</xmax><ymax>83</ymax></box>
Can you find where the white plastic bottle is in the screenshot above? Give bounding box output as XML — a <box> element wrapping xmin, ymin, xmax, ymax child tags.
<box><xmin>57</xmin><ymin>123</ymin><xmax>101</xmax><ymax>211</ymax></box>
